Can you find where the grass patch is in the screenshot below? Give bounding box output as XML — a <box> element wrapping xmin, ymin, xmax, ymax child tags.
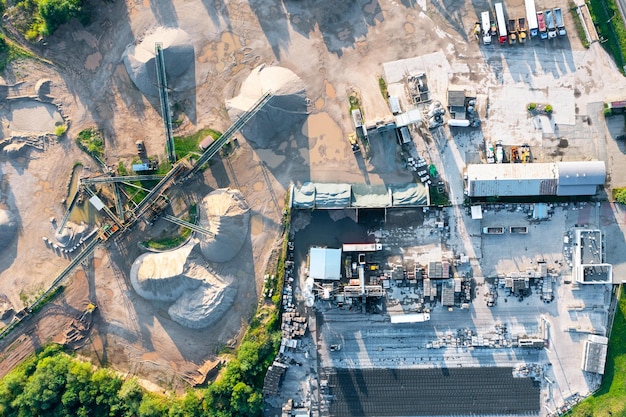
<box><xmin>76</xmin><ymin>128</ymin><xmax>104</xmax><ymax>160</ymax></box>
<box><xmin>143</xmin><ymin>228</ymin><xmax>191</xmax><ymax>250</ymax></box>
<box><xmin>587</xmin><ymin>0</ymin><xmax>626</xmax><ymax>72</ymax></box>
<box><xmin>569</xmin><ymin>1</ymin><xmax>591</xmax><ymax>48</ymax></box>
<box><xmin>348</xmin><ymin>93</ymin><xmax>361</xmax><ymax>112</ymax></box>
<box><xmin>429</xmin><ymin>185</ymin><xmax>450</xmax><ymax>206</ymax></box>
<box><xmin>117</xmin><ymin>161</ymin><xmax>128</xmax><ymax>176</ymax></box>
<box><xmin>173</xmin><ymin>127</ymin><xmax>221</xmax><ymax>160</ymax></box>
<box><xmin>570</xmin><ymin>288</ymin><xmax>626</xmax><ymax>417</ymax></box>
<box><xmin>378</xmin><ymin>76</ymin><xmax>388</xmax><ymax>99</ymax></box>
<box><xmin>29</xmin><ymin>286</ymin><xmax>64</xmax><ymax>314</ymax></box>
<box><xmin>0</xmin><ymin>34</ymin><xmax>35</xmax><ymax>71</ymax></box>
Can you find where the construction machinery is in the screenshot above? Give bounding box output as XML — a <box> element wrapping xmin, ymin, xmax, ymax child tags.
<box><xmin>508</xmin><ymin>19</ymin><xmax>517</xmax><ymax>44</ymax></box>
<box><xmin>518</xmin><ymin>18</ymin><xmax>527</xmax><ymax>43</ymax></box>
<box><xmin>521</xmin><ymin>144</ymin><xmax>531</xmax><ymax>163</ymax></box>
<box><xmin>511</xmin><ymin>145</ymin><xmax>520</xmax><ymax>163</ymax></box>
<box><xmin>348</xmin><ymin>133</ymin><xmax>361</xmax><ymax>153</ymax></box>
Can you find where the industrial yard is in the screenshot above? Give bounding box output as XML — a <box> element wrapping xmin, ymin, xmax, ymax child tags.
<box><xmin>0</xmin><ymin>0</ymin><xmax>625</xmax><ymax>416</ymax></box>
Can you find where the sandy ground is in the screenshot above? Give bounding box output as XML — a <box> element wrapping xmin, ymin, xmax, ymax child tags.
<box><xmin>0</xmin><ymin>0</ymin><xmax>625</xmax><ymax>391</ymax></box>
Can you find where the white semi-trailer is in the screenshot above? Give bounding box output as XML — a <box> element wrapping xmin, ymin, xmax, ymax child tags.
<box><xmin>495</xmin><ymin>3</ymin><xmax>508</xmax><ymax>44</ymax></box>
<box><xmin>481</xmin><ymin>11</ymin><xmax>492</xmax><ymax>45</ymax></box>
<box><xmin>525</xmin><ymin>0</ymin><xmax>539</xmax><ymax>37</ymax></box>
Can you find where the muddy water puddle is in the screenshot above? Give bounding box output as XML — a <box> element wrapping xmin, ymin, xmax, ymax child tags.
<box><xmin>67</xmin><ymin>165</ymin><xmax>99</xmax><ymax>225</ymax></box>
<box><xmin>7</xmin><ymin>100</ymin><xmax>63</xmax><ymax>133</ymax></box>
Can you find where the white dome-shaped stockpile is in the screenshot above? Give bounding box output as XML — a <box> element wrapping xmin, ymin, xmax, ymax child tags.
<box><xmin>226</xmin><ymin>65</ymin><xmax>307</xmax><ymax>146</ymax></box>
<box><xmin>0</xmin><ymin>208</ymin><xmax>17</xmax><ymax>252</ymax></box>
<box><xmin>123</xmin><ymin>27</ymin><xmax>195</xmax><ymax>96</ymax></box>
<box><xmin>129</xmin><ymin>243</ymin><xmax>237</xmax><ymax>328</ymax></box>
<box><xmin>198</xmin><ymin>189</ymin><xmax>250</xmax><ymax>262</ymax></box>
<box><xmin>130</xmin><ymin>244</ymin><xmax>201</xmax><ymax>302</ymax></box>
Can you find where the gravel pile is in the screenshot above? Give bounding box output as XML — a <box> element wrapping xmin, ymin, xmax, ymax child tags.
<box><xmin>0</xmin><ymin>208</ymin><xmax>17</xmax><ymax>252</ymax></box>
<box><xmin>198</xmin><ymin>188</ymin><xmax>250</xmax><ymax>263</ymax></box>
<box><xmin>129</xmin><ymin>189</ymin><xmax>251</xmax><ymax>329</ymax></box>
<box><xmin>123</xmin><ymin>27</ymin><xmax>195</xmax><ymax>96</ymax></box>
<box><xmin>226</xmin><ymin>65</ymin><xmax>307</xmax><ymax>147</ymax></box>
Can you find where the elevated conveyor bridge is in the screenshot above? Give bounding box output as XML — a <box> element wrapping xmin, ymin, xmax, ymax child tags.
<box><xmin>189</xmin><ymin>91</ymin><xmax>274</xmax><ymax>176</ymax></box>
<box><xmin>162</xmin><ymin>214</ymin><xmax>214</xmax><ymax>237</ymax></box>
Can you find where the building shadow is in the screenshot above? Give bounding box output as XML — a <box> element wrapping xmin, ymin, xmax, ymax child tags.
<box><xmin>200</xmin><ymin>0</ymin><xmax>232</xmax><ymax>31</ymax></box>
<box><xmin>248</xmin><ymin>0</ymin><xmax>291</xmax><ymax>59</ymax></box>
<box><xmin>280</xmin><ymin>0</ymin><xmax>384</xmax><ymax>57</ymax></box>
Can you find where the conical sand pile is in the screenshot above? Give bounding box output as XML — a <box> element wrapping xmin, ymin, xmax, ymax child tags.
<box><xmin>0</xmin><ymin>208</ymin><xmax>17</xmax><ymax>252</ymax></box>
<box><xmin>226</xmin><ymin>65</ymin><xmax>307</xmax><ymax>146</ymax></box>
<box><xmin>198</xmin><ymin>188</ymin><xmax>250</xmax><ymax>263</ymax></box>
<box><xmin>123</xmin><ymin>27</ymin><xmax>195</xmax><ymax>96</ymax></box>
<box><xmin>129</xmin><ymin>189</ymin><xmax>251</xmax><ymax>329</ymax></box>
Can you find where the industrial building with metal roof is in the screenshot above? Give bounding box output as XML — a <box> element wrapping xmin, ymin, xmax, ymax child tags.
<box><xmin>572</xmin><ymin>229</ymin><xmax>612</xmax><ymax>284</ymax></box>
<box><xmin>309</xmin><ymin>247</ymin><xmax>342</xmax><ymax>281</ymax></box>
<box><xmin>466</xmin><ymin>161</ymin><xmax>606</xmax><ymax>197</ymax></box>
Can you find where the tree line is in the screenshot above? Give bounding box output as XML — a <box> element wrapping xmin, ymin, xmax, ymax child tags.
<box><xmin>0</xmin><ymin>324</ymin><xmax>279</xmax><ymax>417</ymax></box>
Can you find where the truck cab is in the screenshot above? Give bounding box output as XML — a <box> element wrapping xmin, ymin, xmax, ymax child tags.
<box><xmin>537</xmin><ymin>11</ymin><xmax>548</xmax><ymax>39</ymax></box>
<box><xmin>545</xmin><ymin>9</ymin><xmax>557</xmax><ymax>39</ymax></box>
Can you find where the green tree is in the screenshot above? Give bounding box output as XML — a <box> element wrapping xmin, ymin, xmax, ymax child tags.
<box><xmin>230</xmin><ymin>382</ymin><xmax>253</xmax><ymax>415</ymax></box>
<box><xmin>38</xmin><ymin>0</ymin><xmax>83</xmax><ymax>36</ymax></box>
<box><xmin>118</xmin><ymin>379</ymin><xmax>143</xmax><ymax>416</ymax></box>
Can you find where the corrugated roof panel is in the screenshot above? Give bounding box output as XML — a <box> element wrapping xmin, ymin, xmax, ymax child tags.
<box><xmin>557</xmin><ymin>161</ymin><xmax>606</xmax><ymax>186</ymax></box>
<box><xmin>468</xmin><ymin>178</ymin><xmax>545</xmax><ymax>197</ymax></box>
<box><xmin>556</xmin><ymin>185</ymin><xmax>599</xmax><ymax>196</ymax></box>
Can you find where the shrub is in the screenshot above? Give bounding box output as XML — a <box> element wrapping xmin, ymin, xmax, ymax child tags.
<box><xmin>54</xmin><ymin>124</ymin><xmax>66</xmax><ymax>137</ymax></box>
<box><xmin>76</xmin><ymin>128</ymin><xmax>104</xmax><ymax>159</ymax></box>
<box><xmin>527</xmin><ymin>103</ymin><xmax>537</xmax><ymax>111</ymax></box>
<box><xmin>614</xmin><ymin>188</ymin><xmax>626</xmax><ymax>204</ymax></box>
<box><xmin>545</xmin><ymin>104</ymin><xmax>553</xmax><ymax>114</ymax></box>
<box><xmin>604</xmin><ymin>107</ymin><xmax>614</xmax><ymax>117</ymax></box>
<box><xmin>378</xmin><ymin>76</ymin><xmax>388</xmax><ymax>99</ymax></box>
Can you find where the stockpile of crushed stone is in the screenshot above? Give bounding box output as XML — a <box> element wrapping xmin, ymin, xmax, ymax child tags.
<box><xmin>129</xmin><ymin>189</ymin><xmax>251</xmax><ymax>329</ymax></box>
<box><xmin>123</xmin><ymin>27</ymin><xmax>195</xmax><ymax>96</ymax></box>
<box><xmin>168</xmin><ymin>281</ymin><xmax>238</xmax><ymax>329</ymax></box>
<box><xmin>198</xmin><ymin>188</ymin><xmax>250</xmax><ymax>263</ymax></box>
<box><xmin>226</xmin><ymin>65</ymin><xmax>307</xmax><ymax>147</ymax></box>
<box><xmin>0</xmin><ymin>208</ymin><xmax>17</xmax><ymax>252</ymax></box>
<box><xmin>130</xmin><ymin>243</ymin><xmax>237</xmax><ymax>328</ymax></box>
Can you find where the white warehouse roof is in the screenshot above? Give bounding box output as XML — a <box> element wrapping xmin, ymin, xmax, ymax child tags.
<box><xmin>467</xmin><ymin>161</ymin><xmax>605</xmax><ymax>197</ymax></box>
<box><xmin>467</xmin><ymin>163</ymin><xmax>557</xmax><ymax>197</ymax></box>
<box><xmin>309</xmin><ymin>247</ymin><xmax>342</xmax><ymax>281</ymax></box>
<box><xmin>557</xmin><ymin>161</ymin><xmax>606</xmax><ymax>196</ymax></box>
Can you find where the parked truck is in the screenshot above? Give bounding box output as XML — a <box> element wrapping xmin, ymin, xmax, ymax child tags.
<box><xmin>537</xmin><ymin>11</ymin><xmax>548</xmax><ymax>39</ymax></box>
<box><xmin>495</xmin><ymin>3</ymin><xmax>508</xmax><ymax>44</ymax></box>
<box><xmin>518</xmin><ymin>18</ymin><xmax>527</xmax><ymax>43</ymax></box>
<box><xmin>525</xmin><ymin>0</ymin><xmax>539</xmax><ymax>37</ymax></box>
<box><xmin>483</xmin><ymin>227</ymin><xmax>505</xmax><ymax>235</ymax></box>
<box><xmin>348</xmin><ymin>133</ymin><xmax>361</xmax><ymax>154</ymax></box>
<box><xmin>545</xmin><ymin>9</ymin><xmax>557</xmax><ymax>39</ymax></box>
<box><xmin>481</xmin><ymin>11</ymin><xmax>492</xmax><ymax>45</ymax></box>
<box><xmin>508</xmin><ymin>19</ymin><xmax>517</xmax><ymax>44</ymax></box>
<box><xmin>554</xmin><ymin>8</ymin><xmax>566</xmax><ymax>36</ymax></box>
